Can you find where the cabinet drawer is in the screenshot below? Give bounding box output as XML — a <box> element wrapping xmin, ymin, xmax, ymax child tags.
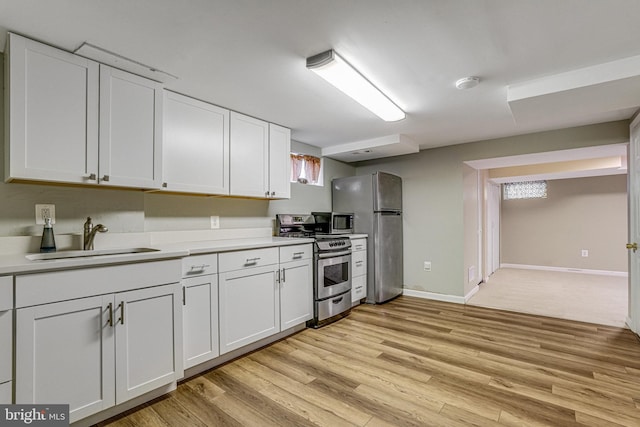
<box><xmin>352</xmin><ymin>275</ymin><xmax>366</xmax><ymax>302</ymax></box>
<box><xmin>351</xmin><ymin>238</ymin><xmax>366</xmax><ymax>252</ymax></box>
<box><xmin>0</xmin><ymin>381</ymin><xmax>11</xmax><ymax>404</ymax></box>
<box><xmin>352</xmin><ymin>250</ymin><xmax>367</xmax><ymax>277</ymax></box>
<box><xmin>0</xmin><ymin>276</ymin><xmax>12</xmax><ymax>311</ymax></box>
<box><xmin>182</xmin><ymin>254</ymin><xmax>218</xmax><ymax>277</ymax></box>
<box><xmin>279</xmin><ymin>244</ymin><xmax>312</xmax><ymax>262</ymax></box>
<box><xmin>219</xmin><ymin>248</ymin><xmax>278</xmax><ymax>273</ymax></box>
<box><xmin>0</xmin><ymin>310</ymin><xmax>12</xmax><ymax>384</ymax></box>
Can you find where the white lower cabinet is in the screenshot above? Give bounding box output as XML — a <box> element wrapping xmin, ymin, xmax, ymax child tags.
<box><xmin>0</xmin><ymin>276</ymin><xmax>13</xmax><ymax>404</ymax></box>
<box><xmin>182</xmin><ymin>254</ymin><xmax>219</xmax><ymax>369</ymax></box>
<box><xmin>14</xmin><ymin>262</ymin><xmax>182</xmax><ymax>424</ymax></box>
<box><xmin>219</xmin><ymin>264</ymin><xmax>279</xmax><ymax>354</ymax></box>
<box><xmin>350</xmin><ymin>237</ymin><xmax>368</xmax><ymax>304</ymax></box>
<box><xmin>279</xmin><ymin>246</ymin><xmax>313</xmax><ymax>330</ymax></box>
<box><xmin>218</xmin><ymin>244</ymin><xmax>312</xmax><ymax>355</ymax></box>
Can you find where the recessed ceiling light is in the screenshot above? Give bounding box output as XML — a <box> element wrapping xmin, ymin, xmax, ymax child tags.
<box><xmin>455</xmin><ymin>76</ymin><xmax>480</xmax><ymax>90</ymax></box>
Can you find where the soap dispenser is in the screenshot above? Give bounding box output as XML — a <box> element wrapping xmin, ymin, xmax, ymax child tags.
<box><xmin>40</xmin><ymin>217</ymin><xmax>56</xmax><ymax>253</ymax></box>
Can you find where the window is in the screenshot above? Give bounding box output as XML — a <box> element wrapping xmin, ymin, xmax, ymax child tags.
<box><xmin>291</xmin><ymin>153</ymin><xmax>322</xmax><ymax>185</ymax></box>
<box><xmin>503</xmin><ymin>180</ymin><xmax>547</xmax><ymax>200</ymax></box>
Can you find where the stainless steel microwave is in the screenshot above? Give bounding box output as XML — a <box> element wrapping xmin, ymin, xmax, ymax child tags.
<box><xmin>312</xmin><ymin>212</ymin><xmax>354</xmax><ymax>234</ymax></box>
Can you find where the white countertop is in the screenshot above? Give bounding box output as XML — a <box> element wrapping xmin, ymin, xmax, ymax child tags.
<box><xmin>0</xmin><ymin>237</ymin><xmax>314</xmax><ymax>275</ymax></box>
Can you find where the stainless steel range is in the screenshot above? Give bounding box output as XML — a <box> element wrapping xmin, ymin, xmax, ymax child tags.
<box><xmin>276</xmin><ymin>214</ymin><xmax>352</xmax><ymax>327</ymax></box>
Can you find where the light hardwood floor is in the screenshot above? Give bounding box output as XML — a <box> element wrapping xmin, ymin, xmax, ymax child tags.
<box><xmin>99</xmin><ymin>297</ymin><xmax>640</xmax><ymax>427</ymax></box>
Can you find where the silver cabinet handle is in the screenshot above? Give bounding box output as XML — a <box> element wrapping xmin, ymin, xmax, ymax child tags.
<box><xmin>292</xmin><ymin>252</ymin><xmax>305</xmax><ymax>259</ymax></box>
<box><xmin>245</xmin><ymin>257</ymin><xmax>261</xmax><ymax>265</ymax></box>
<box><xmin>276</xmin><ymin>269</ymin><xmax>280</xmax><ymax>284</ymax></box>
<box><xmin>162</xmin><ymin>182</ymin><xmax>168</xmax><ymax>188</ymax></box>
<box><xmin>107</xmin><ymin>302</ymin><xmax>114</xmax><ymax>327</ymax></box>
<box><xmin>355</xmin><ymin>261</ymin><xmax>364</xmax><ymax>266</ymax></box>
<box><xmin>265</xmin><ymin>191</ymin><xmax>269</xmax><ymax>197</ymax></box>
<box><xmin>84</xmin><ymin>173</ymin><xmax>97</xmax><ymax>180</ymax></box>
<box><xmin>190</xmin><ymin>264</ymin><xmax>210</xmax><ymax>271</ymax></box>
<box><xmin>271</xmin><ymin>191</ymin><xmax>275</xmax><ymax>196</ymax></box>
<box><xmin>118</xmin><ymin>301</ymin><xmax>125</xmax><ymax>325</ymax></box>
<box><xmin>282</xmin><ymin>268</ymin><xmax>286</xmax><ymax>283</ymax></box>
<box><xmin>182</xmin><ymin>287</ymin><xmax>186</xmax><ymax>306</ymax></box>
<box><xmin>102</xmin><ymin>175</ymin><xmax>110</xmax><ymax>182</ymax></box>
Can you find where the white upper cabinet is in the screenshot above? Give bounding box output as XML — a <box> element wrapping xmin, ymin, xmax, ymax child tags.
<box><xmin>268</xmin><ymin>124</ymin><xmax>291</xmax><ymax>199</ymax></box>
<box><xmin>5</xmin><ymin>33</ymin><xmax>99</xmax><ymax>184</ymax></box>
<box><xmin>5</xmin><ymin>33</ymin><xmax>162</xmax><ymax>189</ymax></box>
<box><xmin>99</xmin><ymin>65</ymin><xmax>163</xmax><ymax>189</ymax></box>
<box><xmin>163</xmin><ymin>91</ymin><xmax>230</xmax><ymax>194</ymax></box>
<box><xmin>229</xmin><ymin>112</ymin><xmax>291</xmax><ymax>199</ymax></box>
<box><xmin>229</xmin><ymin>112</ymin><xmax>270</xmax><ymax>198</ymax></box>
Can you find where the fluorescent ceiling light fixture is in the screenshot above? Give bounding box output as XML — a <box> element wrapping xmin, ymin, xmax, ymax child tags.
<box><xmin>306</xmin><ymin>49</ymin><xmax>405</xmax><ymax>122</ymax></box>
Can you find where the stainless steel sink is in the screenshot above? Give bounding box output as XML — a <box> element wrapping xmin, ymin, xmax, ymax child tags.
<box><xmin>26</xmin><ymin>247</ymin><xmax>160</xmax><ymax>261</ymax></box>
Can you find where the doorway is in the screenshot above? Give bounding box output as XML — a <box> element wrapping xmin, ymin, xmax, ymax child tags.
<box><xmin>465</xmin><ymin>144</ymin><xmax>629</xmax><ymax>327</ymax></box>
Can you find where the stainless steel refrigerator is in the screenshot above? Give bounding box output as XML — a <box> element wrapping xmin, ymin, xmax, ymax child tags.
<box><xmin>332</xmin><ymin>172</ymin><xmax>403</xmax><ymax>303</ymax></box>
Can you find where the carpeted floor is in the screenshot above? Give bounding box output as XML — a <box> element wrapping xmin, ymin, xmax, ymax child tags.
<box><xmin>467</xmin><ymin>268</ymin><xmax>628</xmax><ymax>327</ymax></box>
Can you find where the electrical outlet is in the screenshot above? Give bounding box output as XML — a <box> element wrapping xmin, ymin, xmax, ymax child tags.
<box><xmin>581</xmin><ymin>249</ymin><xmax>589</xmax><ymax>257</ymax></box>
<box><xmin>210</xmin><ymin>216</ymin><xmax>220</xmax><ymax>229</ymax></box>
<box><xmin>423</xmin><ymin>261</ymin><xmax>431</xmax><ymax>272</ymax></box>
<box><xmin>35</xmin><ymin>204</ymin><xmax>56</xmax><ymax>225</ymax></box>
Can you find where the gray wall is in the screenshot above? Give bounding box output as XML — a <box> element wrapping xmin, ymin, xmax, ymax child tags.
<box><xmin>355</xmin><ymin>121</ymin><xmax>629</xmax><ymax>298</ymax></box>
<box><xmin>0</xmin><ymin>52</ymin><xmax>355</xmax><ymax>239</ymax></box>
<box><xmin>501</xmin><ymin>175</ymin><xmax>627</xmax><ymax>272</ymax></box>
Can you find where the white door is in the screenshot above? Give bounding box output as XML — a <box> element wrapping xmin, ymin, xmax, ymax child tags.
<box><xmin>219</xmin><ymin>265</ymin><xmax>278</xmax><ymax>354</ymax></box>
<box><xmin>6</xmin><ymin>33</ymin><xmax>99</xmax><ymax>184</ymax></box>
<box><xmin>15</xmin><ymin>295</ymin><xmax>115</xmax><ymax>423</ymax></box>
<box><xmin>229</xmin><ymin>112</ymin><xmax>269</xmax><ymax>197</ymax></box>
<box><xmin>183</xmin><ymin>275</ymin><xmax>220</xmax><ymax>369</ymax></box>
<box><xmin>114</xmin><ymin>284</ymin><xmax>181</xmax><ymax>404</ymax></box>
<box><xmin>163</xmin><ymin>92</ymin><xmax>230</xmax><ymax>194</ymax></box>
<box><xmin>279</xmin><ymin>259</ymin><xmax>313</xmax><ymax>330</ymax></box>
<box><xmin>99</xmin><ymin>65</ymin><xmax>163</xmax><ymax>189</ymax></box>
<box><xmin>486</xmin><ymin>182</ymin><xmax>501</xmax><ymax>280</ymax></box>
<box><xmin>268</xmin><ymin>123</ymin><xmax>291</xmax><ymax>199</ymax></box>
<box><xmin>627</xmin><ymin>115</ymin><xmax>640</xmax><ymax>334</ymax></box>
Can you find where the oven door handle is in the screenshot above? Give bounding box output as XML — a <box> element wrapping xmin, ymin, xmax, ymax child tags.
<box><xmin>317</xmin><ymin>250</ymin><xmax>352</xmax><ymax>259</ymax></box>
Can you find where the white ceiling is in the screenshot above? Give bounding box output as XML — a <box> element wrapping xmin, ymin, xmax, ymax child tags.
<box><xmin>1</xmin><ymin>1</ymin><xmax>639</xmax><ymax>153</ymax></box>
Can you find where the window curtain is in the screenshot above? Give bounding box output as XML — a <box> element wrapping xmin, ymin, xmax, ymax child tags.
<box><xmin>290</xmin><ymin>154</ymin><xmax>321</xmax><ymax>184</ymax></box>
<box><xmin>303</xmin><ymin>155</ymin><xmax>321</xmax><ymax>184</ymax></box>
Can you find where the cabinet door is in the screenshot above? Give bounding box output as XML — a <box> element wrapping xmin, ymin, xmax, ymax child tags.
<box><xmin>114</xmin><ymin>283</ymin><xmax>182</xmax><ymax>404</ymax></box>
<box><xmin>268</xmin><ymin>123</ymin><xmax>291</xmax><ymax>199</ymax></box>
<box><xmin>352</xmin><ymin>274</ymin><xmax>366</xmax><ymax>303</ymax></box>
<box><xmin>183</xmin><ymin>275</ymin><xmax>219</xmax><ymax>369</ymax></box>
<box><xmin>6</xmin><ymin>33</ymin><xmax>99</xmax><ymax>184</ymax></box>
<box><xmin>15</xmin><ymin>296</ymin><xmax>115</xmax><ymax>423</ymax></box>
<box><xmin>99</xmin><ymin>65</ymin><xmax>163</xmax><ymax>189</ymax></box>
<box><xmin>229</xmin><ymin>112</ymin><xmax>269</xmax><ymax>198</ymax></box>
<box><xmin>279</xmin><ymin>259</ymin><xmax>313</xmax><ymax>330</ymax></box>
<box><xmin>0</xmin><ymin>310</ymin><xmax>12</xmax><ymax>385</ymax></box>
<box><xmin>164</xmin><ymin>92</ymin><xmax>230</xmax><ymax>194</ymax></box>
<box><xmin>219</xmin><ymin>265</ymin><xmax>278</xmax><ymax>354</ymax></box>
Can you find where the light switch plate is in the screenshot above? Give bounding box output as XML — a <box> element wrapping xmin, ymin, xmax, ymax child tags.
<box><xmin>35</xmin><ymin>204</ymin><xmax>56</xmax><ymax>225</ymax></box>
<box><xmin>210</xmin><ymin>216</ymin><xmax>220</xmax><ymax>229</ymax></box>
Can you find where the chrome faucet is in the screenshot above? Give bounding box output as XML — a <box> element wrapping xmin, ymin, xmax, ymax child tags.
<box><xmin>83</xmin><ymin>217</ymin><xmax>108</xmax><ymax>250</ymax></box>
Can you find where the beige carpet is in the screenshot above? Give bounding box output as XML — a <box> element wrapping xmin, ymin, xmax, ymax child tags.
<box><xmin>467</xmin><ymin>268</ymin><xmax>628</xmax><ymax>327</ymax></box>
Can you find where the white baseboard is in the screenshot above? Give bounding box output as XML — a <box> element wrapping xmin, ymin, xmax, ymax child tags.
<box><xmin>403</xmin><ymin>288</ymin><xmax>465</xmax><ymax>304</ymax></box>
<box><xmin>501</xmin><ymin>263</ymin><xmax>628</xmax><ymax>277</ymax></box>
<box><xmin>464</xmin><ymin>284</ymin><xmax>480</xmax><ymax>302</ymax></box>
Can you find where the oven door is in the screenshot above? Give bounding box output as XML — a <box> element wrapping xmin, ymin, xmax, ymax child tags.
<box><xmin>315</xmin><ymin>252</ymin><xmax>351</xmax><ymax>300</ymax></box>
